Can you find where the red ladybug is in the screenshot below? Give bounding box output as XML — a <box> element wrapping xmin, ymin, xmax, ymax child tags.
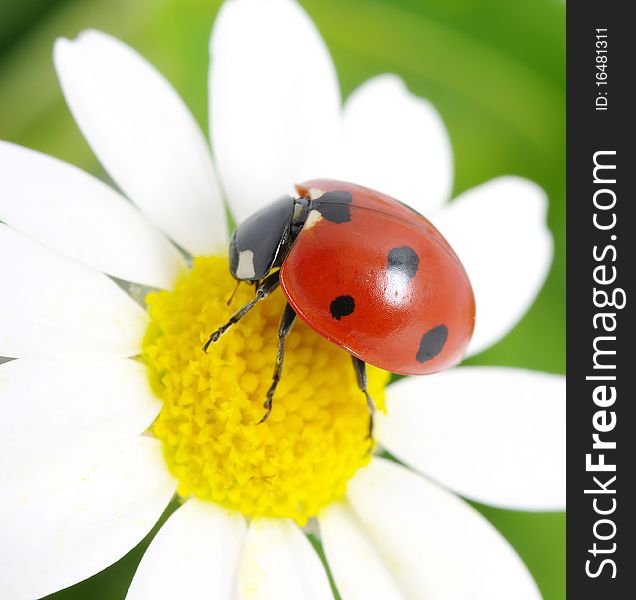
<box><xmin>204</xmin><ymin>179</ymin><xmax>475</xmax><ymax>426</ymax></box>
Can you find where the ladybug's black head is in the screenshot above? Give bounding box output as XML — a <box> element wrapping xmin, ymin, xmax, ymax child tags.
<box><xmin>229</xmin><ymin>195</ymin><xmax>297</xmax><ymax>282</ymax></box>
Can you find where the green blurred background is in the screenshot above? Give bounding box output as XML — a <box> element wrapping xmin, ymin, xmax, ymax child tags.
<box><xmin>0</xmin><ymin>0</ymin><xmax>565</xmax><ymax>598</ymax></box>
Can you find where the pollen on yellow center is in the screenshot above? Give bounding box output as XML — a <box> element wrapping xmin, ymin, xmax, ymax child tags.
<box><xmin>142</xmin><ymin>256</ymin><xmax>388</xmax><ymax>525</ymax></box>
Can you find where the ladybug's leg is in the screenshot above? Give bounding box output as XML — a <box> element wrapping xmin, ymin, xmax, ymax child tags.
<box><xmin>202</xmin><ymin>271</ymin><xmax>280</xmax><ymax>352</ymax></box>
<box><xmin>258</xmin><ymin>302</ymin><xmax>297</xmax><ymax>424</ymax></box>
<box><xmin>351</xmin><ymin>356</ymin><xmax>376</xmax><ymax>439</ymax></box>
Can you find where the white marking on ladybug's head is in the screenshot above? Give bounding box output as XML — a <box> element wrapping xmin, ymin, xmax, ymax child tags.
<box><xmin>308</xmin><ymin>188</ymin><xmax>325</xmax><ymax>200</ymax></box>
<box><xmin>292</xmin><ymin>202</ymin><xmax>305</xmax><ymax>221</ymax></box>
<box><xmin>236</xmin><ymin>249</ymin><xmax>256</xmax><ymax>279</ymax></box>
<box><xmin>303</xmin><ymin>209</ymin><xmax>323</xmax><ymax>230</ymax></box>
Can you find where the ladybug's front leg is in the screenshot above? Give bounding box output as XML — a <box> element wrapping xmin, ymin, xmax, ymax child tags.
<box><xmin>351</xmin><ymin>356</ymin><xmax>376</xmax><ymax>440</ymax></box>
<box><xmin>258</xmin><ymin>302</ymin><xmax>297</xmax><ymax>424</ymax></box>
<box><xmin>202</xmin><ymin>271</ymin><xmax>280</xmax><ymax>352</ymax></box>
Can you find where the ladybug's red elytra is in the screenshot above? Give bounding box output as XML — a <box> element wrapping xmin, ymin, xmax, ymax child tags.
<box><xmin>204</xmin><ymin>179</ymin><xmax>475</xmax><ymax>428</ymax></box>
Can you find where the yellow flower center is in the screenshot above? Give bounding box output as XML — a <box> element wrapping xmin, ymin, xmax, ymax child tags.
<box><xmin>142</xmin><ymin>256</ymin><xmax>388</xmax><ymax>525</ymax></box>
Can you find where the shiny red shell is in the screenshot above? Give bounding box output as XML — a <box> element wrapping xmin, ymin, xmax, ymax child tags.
<box><xmin>280</xmin><ymin>179</ymin><xmax>475</xmax><ymax>375</ymax></box>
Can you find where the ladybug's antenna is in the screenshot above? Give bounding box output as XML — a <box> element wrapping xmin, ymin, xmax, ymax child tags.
<box><xmin>226</xmin><ymin>280</ymin><xmax>242</xmax><ymax>306</ymax></box>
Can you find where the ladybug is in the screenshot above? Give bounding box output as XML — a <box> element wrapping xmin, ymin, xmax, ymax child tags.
<box><xmin>204</xmin><ymin>179</ymin><xmax>475</xmax><ymax>428</ymax></box>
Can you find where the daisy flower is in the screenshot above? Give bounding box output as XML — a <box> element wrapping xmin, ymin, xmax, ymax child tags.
<box><xmin>0</xmin><ymin>0</ymin><xmax>564</xmax><ymax>599</ymax></box>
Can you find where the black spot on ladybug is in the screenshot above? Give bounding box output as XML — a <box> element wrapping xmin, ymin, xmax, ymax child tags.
<box><xmin>330</xmin><ymin>295</ymin><xmax>355</xmax><ymax>320</ymax></box>
<box><xmin>416</xmin><ymin>325</ymin><xmax>448</xmax><ymax>363</ymax></box>
<box><xmin>387</xmin><ymin>245</ymin><xmax>419</xmax><ymax>279</ymax></box>
<box><xmin>314</xmin><ymin>191</ymin><xmax>353</xmax><ymax>223</ymax></box>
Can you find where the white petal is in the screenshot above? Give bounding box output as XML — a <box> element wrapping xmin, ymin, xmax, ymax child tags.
<box><xmin>432</xmin><ymin>177</ymin><xmax>553</xmax><ymax>356</ymax></box>
<box><xmin>0</xmin><ymin>357</ymin><xmax>161</xmax><ymax>485</ymax></box>
<box><xmin>346</xmin><ymin>458</ymin><xmax>540</xmax><ymax>600</ymax></box>
<box><xmin>378</xmin><ymin>368</ymin><xmax>566</xmax><ymax>511</ymax></box>
<box><xmin>210</xmin><ymin>0</ymin><xmax>341</xmax><ymax>223</ymax></box>
<box><xmin>0</xmin><ymin>224</ymin><xmax>147</xmax><ymax>358</ymax></box>
<box><xmin>319</xmin><ymin>502</ymin><xmax>404</xmax><ymax>600</ymax></box>
<box><xmin>338</xmin><ymin>75</ymin><xmax>452</xmax><ymax>213</ymax></box>
<box><xmin>54</xmin><ymin>30</ymin><xmax>227</xmax><ymax>255</ymax></box>
<box><xmin>127</xmin><ymin>499</ymin><xmax>246</xmax><ymax>600</ymax></box>
<box><xmin>237</xmin><ymin>518</ymin><xmax>332</xmax><ymax>600</ymax></box>
<box><xmin>0</xmin><ymin>436</ymin><xmax>176</xmax><ymax>600</ymax></box>
<box><xmin>0</xmin><ymin>141</ymin><xmax>186</xmax><ymax>289</ymax></box>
